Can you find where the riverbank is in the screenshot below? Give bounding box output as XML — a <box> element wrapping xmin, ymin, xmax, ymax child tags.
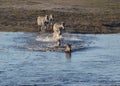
<box><xmin>0</xmin><ymin>0</ymin><xmax>120</xmax><ymax>34</ymax></box>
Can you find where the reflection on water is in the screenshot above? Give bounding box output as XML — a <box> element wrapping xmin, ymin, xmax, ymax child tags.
<box><xmin>0</xmin><ymin>32</ymin><xmax>120</xmax><ymax>86</ymax></box>
<box><xmin>65</xmin><ymin>52</ymin><xmax>71</xmax><ymax>60</ymax></box>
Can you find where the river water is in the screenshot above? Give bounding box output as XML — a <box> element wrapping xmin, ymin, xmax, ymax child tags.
<box><xmin>0</xmin><ymin>32</ymin><xmax>120</xmax><ymax>86</ymax></box>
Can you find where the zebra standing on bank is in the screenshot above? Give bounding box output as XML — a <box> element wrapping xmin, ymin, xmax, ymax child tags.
<box><xmin>37</xmin><ymin>14</ymin><xmax>54</xmax><ymax>32</ymax></box>
<box><xmin>37</xmin><ymin>15</ymin><xmax>49</xmax><ymax>32</ymax></box>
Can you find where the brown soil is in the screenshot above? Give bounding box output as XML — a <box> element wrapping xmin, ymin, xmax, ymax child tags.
<box><xmin>0</xmin><ymin>0</ymin><xmax>120</xmax><ymax>34</ymax></box>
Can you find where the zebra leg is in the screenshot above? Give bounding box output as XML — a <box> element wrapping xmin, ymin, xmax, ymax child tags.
<box><xmin>41</xmin><ymin>26</ymin><xmax>43</xmax><ymax>32</ymax></box>
<box><xmin>56</xmin><ymin>39</ymin><xmax>61</xmax><ymax>47</ymax></box>
<box><xmin>38</xmin><ymin>25</ymin><xmax>40</xmax><ymax>32</ymax></box>
<box><xmin>41</xmin><ymin>26</ymin><xmax>45</xmax><ymax>32</ymax></box>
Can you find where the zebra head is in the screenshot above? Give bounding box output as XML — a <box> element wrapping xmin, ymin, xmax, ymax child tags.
<box><xmin>59</xmin><ymin>22</ymin><xmax>65</xmax><ymax>30</ymax></box>
<box><xmin>49</xmin><ymin>14</ymin><xmax>54</xmax><ymax>25</ymax></box>
<box><xmin>44</xmin><ymin>15</ymin><xmax>49</xmax><ymax>23</ymax></box>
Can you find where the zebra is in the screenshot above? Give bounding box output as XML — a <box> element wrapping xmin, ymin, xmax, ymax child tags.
<box><xmin>53</xmin><ymin>22</ymin><xmax>65</xmax><ymax>40</ymax></box>
<box><xmin>49</xmin><ymin>14</ymin><xmax>54</xmax><ymax>25</ymax></box>
<box><xmin>53</xmin><ymin>22</ymin><xmax>65</xmax><ymax>47</ymax></box>
<box><xmin>37</xmin><ymin>15</ymin><xmax>49</xmax><ymax>32</ymax></box>
<box><xmin>53</xmin><ymin>22</ymin><xmax>65</xmax><ymax>33</ymax></box>
<box><xmin>37</xmin><ymin>14</ymin><xmax>54</xmax><ymax>32</ymax></box>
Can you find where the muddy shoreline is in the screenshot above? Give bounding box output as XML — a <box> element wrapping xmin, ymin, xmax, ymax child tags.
<box><xmin>0</xmin><ymin>1</ymin><xmax>120</xmax><ymax>34</ymax></box>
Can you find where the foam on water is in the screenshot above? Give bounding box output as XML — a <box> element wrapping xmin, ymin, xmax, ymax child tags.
<box><xmin>21</xmin><ymin>33</ymin><xmax>86</xmax><ymax>52</ymax></box>
<box><xmin>36</xmin><ymin>33</ymin><xmax>56</xmax><ymax>42</ymax></box>
<box><xmin>31</xmin><ymin>33</ymin><xmax>85</xmax><ymax>52</ymax></box>
<box><xmin>36</xmin><ymin>33</ymin><xmax>83</xmax><ymax>42</ymax></box>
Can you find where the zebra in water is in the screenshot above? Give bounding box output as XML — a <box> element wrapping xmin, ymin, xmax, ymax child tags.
<box><xmin>53</xmin><ymin>22</ymin><xmax>65</xmax><ymax>37</ymax></box>
<box><xmin>53</xmin><ymin>22</ymin><xmax>65</xmax><ymax>47</ymax></box>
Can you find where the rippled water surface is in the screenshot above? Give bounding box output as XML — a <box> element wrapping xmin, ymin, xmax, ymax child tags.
<box><xmin>0</xmin><ymin>32</ymin><xmax>120</xmax><ymax>86</ymax></box>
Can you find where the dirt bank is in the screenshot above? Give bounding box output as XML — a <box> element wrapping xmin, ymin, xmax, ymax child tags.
<box><xmin>0</xmin><ymin>0</ymin><xmax>120</xmax><ymax>34</ymax></box>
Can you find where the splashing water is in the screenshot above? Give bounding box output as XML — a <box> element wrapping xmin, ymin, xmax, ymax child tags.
<box><xmin>28</xmin><ymin>33</ymin><xmax>86</xmax><ymax>52</ymax></box>
<box><xmin>36</xmin><ymin>33</ymin><xmax>83</xmax><ymax>42</ymax></box>
<box><xmin>36</xmin><ymin>33</ymin><xmax>56</xmax><ymax>42</ymax></box>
